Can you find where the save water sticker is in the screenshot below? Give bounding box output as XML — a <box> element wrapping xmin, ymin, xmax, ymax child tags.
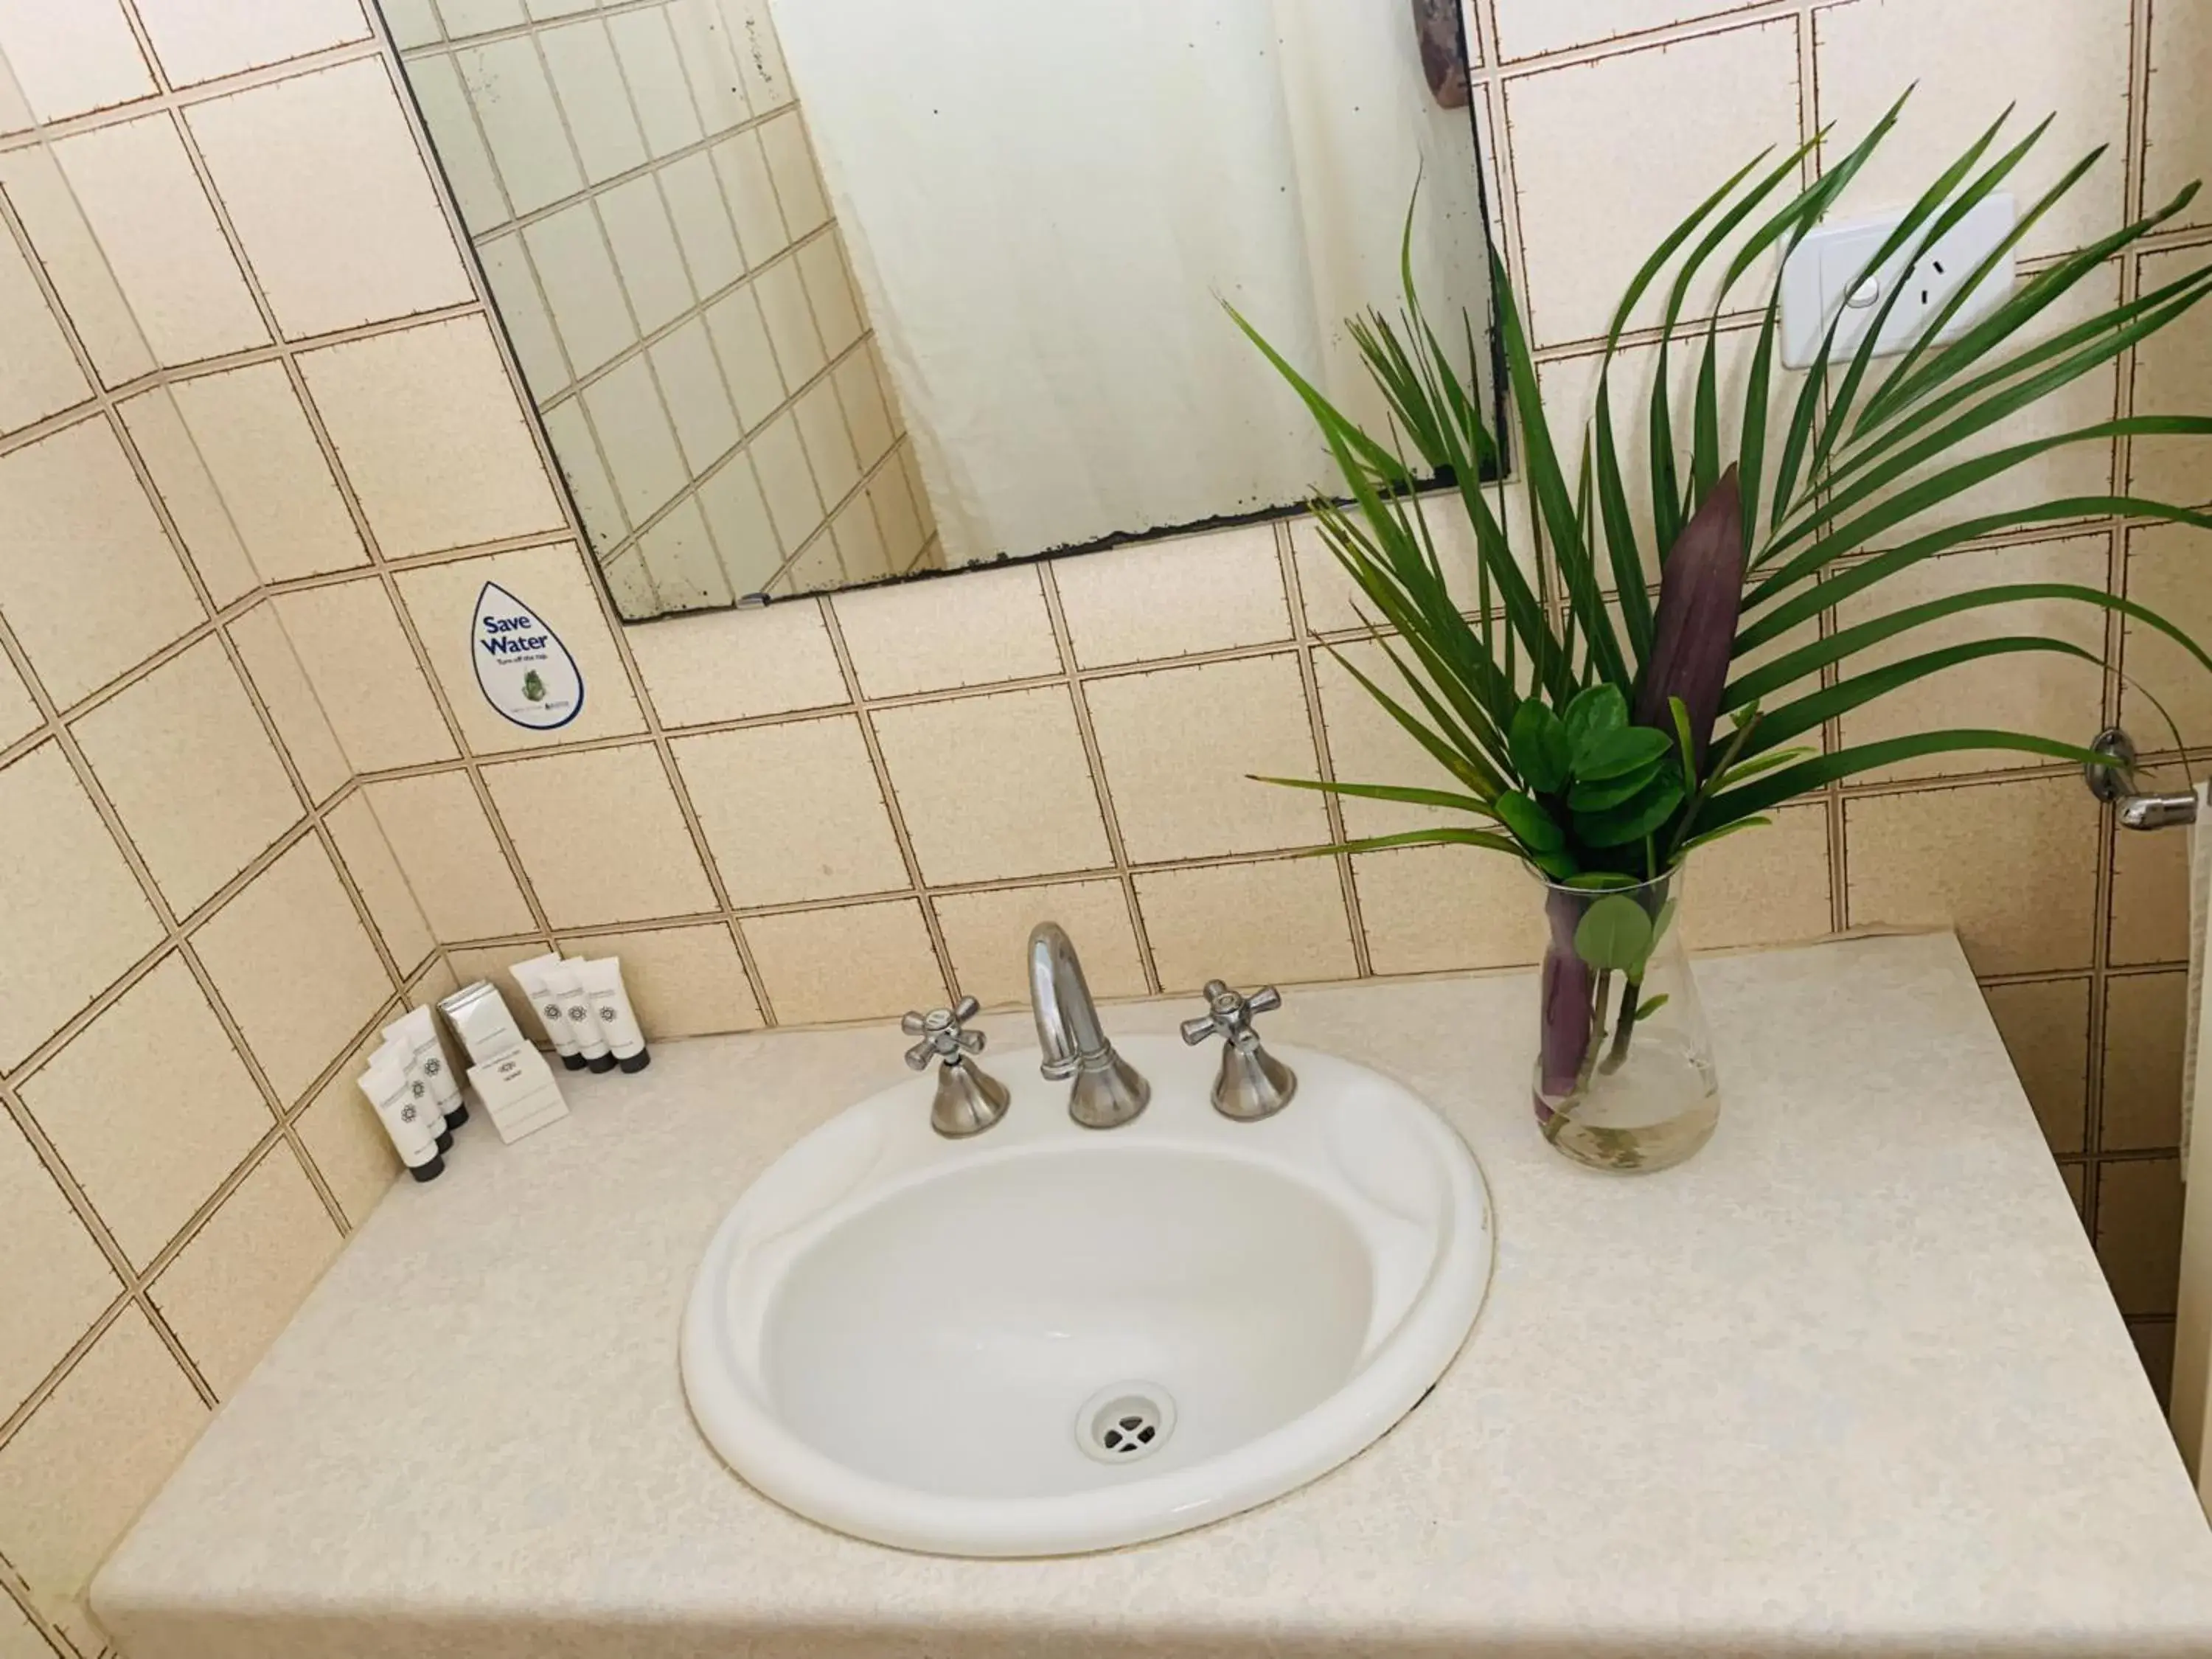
<box><xmin>472</xmin><ymin>581</ymin><xmax>584</xmax><ymax>731</ymax></box>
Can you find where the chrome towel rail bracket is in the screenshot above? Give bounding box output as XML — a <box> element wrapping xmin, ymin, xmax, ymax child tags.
<box><xmin>2084</xmin><ymin>726</ymin><xmax>2199</xmax><ymax>830</ymax></box>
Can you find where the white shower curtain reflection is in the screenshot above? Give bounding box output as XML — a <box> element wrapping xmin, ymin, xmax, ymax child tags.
<box><xmin>768</xmin><ymin>0</ymin><xmax>1495</xmax><ymax>568</ymax></box>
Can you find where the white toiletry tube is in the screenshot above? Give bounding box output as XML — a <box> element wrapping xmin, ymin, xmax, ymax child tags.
<box><xmin>361</xmin><ymin>1053</ymin><xmax>445</xmax><ymax>1181</ymax></box>
<box><xmin>384</xmin><ymin>1006</ymin><xmax>468</xmax><ymax>1131</ymax></box>
<box><xmin>439</xmin><ymin>981</ymin><xmax>526</xmax><ymax>1068</ymax></box>
<box><xmin>574</xmin><ymin>957</ymin><xmax>649</xmax><ymax>1073</ymax></box>
<box><xmin>509</xmin><ymin>952</ymin><xmax>586</xmax><ymax>1071</ymax></box>
<box><xmin>375</xmin><ymin>1035</ymin><xmax>451</xmax><ymax>1152</ymax></box>
<box><xmin>552</xmin><ymin>958</ymin><xmax>616</xmax><ymax>1072</ymax></box>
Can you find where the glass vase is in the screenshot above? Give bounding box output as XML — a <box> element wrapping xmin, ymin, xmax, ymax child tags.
<box><xmin>1531</xmin><ymin>866</ymin><xmax>1719</xmax><ymax>1174</ymax></box>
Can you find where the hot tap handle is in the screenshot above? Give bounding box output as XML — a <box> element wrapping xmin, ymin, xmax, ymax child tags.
<box><xmin>901</xmin><ymin>999</ymin><xmax>986</xmax><ymax>1071</ymax></box>
<box><xmin>1180</xmin><ymin>979</ymin><xmax>1281</xmax><ymax>1052</ymax></box>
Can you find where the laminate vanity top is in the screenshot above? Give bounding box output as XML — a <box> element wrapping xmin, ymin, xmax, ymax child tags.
<box><xmin>94</xmin><ymin>932</ymin><xmax>2212</xmax><ymax>1658</ymax></box>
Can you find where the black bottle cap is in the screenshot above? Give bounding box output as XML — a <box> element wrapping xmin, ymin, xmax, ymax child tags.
<box><xmin>435</xmin><ymin>1129</ymin><xmax>454</xmax><ymax>1152</ymax></box>
<box><xmin>586</xmin><ymin>1052</ymin><xmax>618</xmax><ymax>1074</ymax></box>
<box><xmin>561</xmin><ymin>1052</ymin><xmax>589</xmax><ymax>1071</ymax></box>
<box><xmin>409</xmin><ymin>1152</ymin><xmax>446</xmax><ymax>1183</ymax></box>
<box><xmin>445</xmin><ymin>1100</ymin><xmax>470</xmax><ymax>1129</ymax></box>
<box><xmin>618</xmin><ymin>1047</ymin><xmax>652</xmax><ymax>1074</ymax></box>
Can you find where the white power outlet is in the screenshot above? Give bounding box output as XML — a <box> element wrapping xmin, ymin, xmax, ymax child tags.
<box><xmin>1778</xmin><ymin>193</ymin><xmax>2016</xmax><ymax>371</ymax></box>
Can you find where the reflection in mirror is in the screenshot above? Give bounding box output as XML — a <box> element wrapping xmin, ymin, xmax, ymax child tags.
<box><xmin>390</xmin><ymin>0</ymin><xmax>1498</xmax><ymax>620</ymax></box>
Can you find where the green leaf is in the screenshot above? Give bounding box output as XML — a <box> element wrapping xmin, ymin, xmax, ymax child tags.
<box><xmin>1702</xmin><ymin>731</ymin><xmax>2114</xmax><ymax>827</ymax></box>
<box><xmin>1573</xmin><ymin>894</ymin><xmax>1655</xmax><ymax>973</ymax></box>
<box><xmin>1564</xmin><ymin>871</ymin><xmax>1640</xmax><ymax>890</ymax></box>
<box><xmin>1494</xmin><ymin>790</ymin><xmax>1565</xmax><ymax>853</ymax></box>
<box><xmin>1676</xmin><ymin>815</ymin><xmax>1771</xmax><ymax>856</ymax></box>
<box><xmin>1576</xmin><ymin>769</ymin><xmax>1686</xmax><ymax>847</ymax></box>
<box><xmin>1563</xmin><ymin>683</ymin><xmax>1627</xmax><ymax>752</ymax></box>
<box><xmin>1649</xmin><ymin>897</ymin><xmax>1679</xmax><ymax>952</ymax></box>
<box><xmin>1532</xmin><ymin>848</ymin><xmax>1581</xmax><ymax>880</ymax></box>
<box><xmin>1568</xmin><ymin>765</ymin><xmax>1663</xmax><ymax>813</ymax></box>
<box><xmin>1509</xmin><ymin>699</ymin><xmax>1572</xmax><ymax>794</ymax></box>
<box><xmin>1635</xmin><ymin>994</ymin><xmax>1671</xmax><ymax>1020</ymax></box>
<box><xmin>1573</xmin><ymin>724</ymin><xmax>1675</xmax><ymax>781</ymax></box>
<box><xmin>1249</xmin><ymin>774</ymin><xmax>1498</xmax><ymax>816</ymax></box>
<box><xmin>1734</xmin><ymin>637</ymin><xmax>2104</xmax><ymax>757</ymax></box>
<box><xmin>1301</xmin><ymin>827</ymin><xmax>1526</xmax><ymax>858</ymax></box>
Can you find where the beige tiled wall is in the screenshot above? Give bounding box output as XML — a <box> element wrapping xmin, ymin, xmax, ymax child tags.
<box><xmin>0</xmin><ymin>1</ymin><xmax>2208</xmax><ymax>1655</ymax></box>
<box><xmin>389</xmin><ymin>0</ymin><xmax>936</xmax><ymax>610</ymax></box>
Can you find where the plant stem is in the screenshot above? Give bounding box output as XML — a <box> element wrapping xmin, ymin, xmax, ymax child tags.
<box><xmin>1599</xmin><ymin>978</ymin><xmax>1644</xmax><ymax>1074</ymax></box>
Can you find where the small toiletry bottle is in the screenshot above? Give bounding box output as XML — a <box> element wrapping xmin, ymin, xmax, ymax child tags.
<box><xmin>377</xmin><ymin>1035</ymin><xmax>451</xmax><ymax>1152</ymax></box>
<box><xmin>509</xmin><ymin>953</ymin><xmax>586</xmax><ymax>1071</ymax></box>
<box><xmin>552</xmin><ymin>958</ymin><xmax>616</xmax><ymax>1072</ymax></box>
<box><xmin>574</xmin><ymin>957</ymin><xmax>650</xmax><ymax>1073</ymax></box>
<box><xmin>361</xmin><ymin>1054</ymin><xmax>445</xmax><ymax>1180</ymax></box>
<box><xmin>386</xmin><ymin>1006</ymin><xmax>468</xmax><ymax>1130</ymax></box>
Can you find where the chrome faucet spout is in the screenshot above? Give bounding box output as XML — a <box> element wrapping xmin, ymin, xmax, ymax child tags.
<box><xmin>1027</xmin><ymin>922</ymin><xmax>1149</xmax><ymax>1128</ymax></box>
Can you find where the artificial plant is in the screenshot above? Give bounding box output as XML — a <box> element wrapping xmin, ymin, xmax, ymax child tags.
<box><xmin>1231</xmin><ymin>99</ymin><xmax>2212</xmax><ymax>1106</ymax></box>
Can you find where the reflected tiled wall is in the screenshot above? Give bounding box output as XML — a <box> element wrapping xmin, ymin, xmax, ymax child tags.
<box><xmin>0</xmin><ymin>1</ymin><xmax>2208</xmax><ymax>1655</ymax></box>
<box><xmin>389</xmin><ymin>0</ymin><xmax>936</xmax><ymax>608</ymax></box>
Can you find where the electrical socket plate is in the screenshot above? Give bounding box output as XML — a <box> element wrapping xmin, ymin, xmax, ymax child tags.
<box><xmin>1778</xmin><ymin>193</ymin><xmax>2016</xmax><ymax>371</ymax></box>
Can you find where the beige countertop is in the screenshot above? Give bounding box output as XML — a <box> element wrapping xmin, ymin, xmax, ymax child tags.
<box><xmin>94</xmin><ymin>933</ymin><xmax>2212</xmax><ymax>1658</ymax></box>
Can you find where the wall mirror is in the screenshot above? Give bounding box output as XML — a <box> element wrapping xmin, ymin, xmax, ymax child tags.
<box><xmin>387</xmin><ymin>0</ymin><xmax>1500</xmax><ymax>620</ymax></box>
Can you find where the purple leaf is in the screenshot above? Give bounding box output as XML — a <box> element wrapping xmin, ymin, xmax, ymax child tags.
<box><xmin>1634</xmin><ymin>465</ymin><xmax>1745</xmax><ymax>767</ymax></box>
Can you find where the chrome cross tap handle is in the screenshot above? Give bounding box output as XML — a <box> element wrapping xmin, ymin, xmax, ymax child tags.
<box><xmin>1180</xmin><ymin>981</ymin><xmax>1296</xmax><ymax>1121</ymax></box>
<box><xmin>901</xmin><ymin>998</ymin><xmax>1009</xmax><ymax>1138</ymax></box>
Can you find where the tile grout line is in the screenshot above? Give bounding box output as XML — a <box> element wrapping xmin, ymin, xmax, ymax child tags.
<box><xmin>1035</xmin><ymin>563</ymin><xmax>1164</xmax><ymax>996</ymax></box>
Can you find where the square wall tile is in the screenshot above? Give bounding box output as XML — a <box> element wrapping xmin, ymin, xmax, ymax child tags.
<box><xmin>638</xmin><ymin>497</ymin><xmax>737</xmax><ymax>611</ymax></box>
<box><xmin>2146</xmin><ymin>0</ymin><xmax>2212</xmax><ymax>233</ymax></box>
<box><xmin>696</xmin><ymin>456</ymin><xmax>782</xmax><ymax>595</ymax></box>
<box><xmin>324</xmin><ymin>792</ymin><xmax>434</xmax><ymax>973</ymax></box>
<box><xmin>1138</xmin><ymin>858</ymin><xmax>1356</xmax><ymax>993</ymax></box>
<box><xmin>0</xmin><ymin>1113</ymin><xmax>118</xmax><ymax>1421</ymax></box>
<box><xmin>2102</xmin><ymin>971</ymin><xmax>2187</xmax><ymax>1152</ymax></box>
<box><xmin>1982</xmin><ymin>977</ymin><xmax>2090</xmax><ymax>1155</ymax></box>
<box><xmin>833</xmin><ymin>345</ymin><xmax>894</xmax><ymax>471</ymax></box>
<box><xmin>553</xmin><ymin>922</ymin><xmax>762</xmax><ymax>1036</ymax></box>
<box><xmin>0</xmin><ymin>650</ymin><xmax>37</xmax><ymax>750</ymax></box>
<box><xmin>757</xmin><ymin>110</ymin><xmax>827</xmax><ymax>236</ymax></box>
<box><xmin>2096</xmin><ymin>1155</ymin><xmax>2183</xmax><ymax>1318</ymax></box>
<box><xmin>226</xmin><ymin>602</ymin><xmax>348</xmax><ymax>803</ymax></box>
<box><xmin>47</xmin><ymin>113</ymin><xmax>269</xmax><ymax>367</ymax></box>
<box><xmin>1505</xmin><ymin>21</ymin><xmax>1801</xmax><ymax>345</ymax></box>
<box><xmin>0</xmin><ymin>1309</ymin><xmax>204</xmax><ymax>1624</ymax></box>
<box><xmin>832</xmin><ymin>565</ymin><xmax>1059</xmax><ymax>698</ymax></box>
<box><xmin>539</xmin><ymin>18</ymin><xmax>646</xmax><ymax>184</ymax></box>
<box><xmin>706</xmin><ymin>285</ymin><xmax>786</xmax><ymax>429</ymax></box>
<box><xmin>407</xmin><ymin>52</ymin><xmax>507</xmax><ymax>236</ymax></box>
<box><xmin>629</xmin><ymin>598</ymin><xmax>848</xmax><ymax>724</ymax></box>
<box><xmin>1315</xmin><ymin>638</ymin><xmax>1470</xmax><ymax>842</ymax></box>
<box><xmin>21</xmin><ymin>953</ymin><xmax>271</xmax><ymax>1267</ymax></box>
<box><xmin>0</xmin><ymin>145</ymin><xmax>153</xmax><ymax>386</ymax></box>
<box><xmin>1815</xmin><ymin>0</ymin><xmax>2132</xmax><ymax>262</ymax></box>
<box><xmin>0</xmin><ymin>744</ymin><xmax>164</xmax><ymax>1071</ymax></box>
<box><xmin>192</xmin><ymin>836</ymin><xmax>394</xmax><ymax>1104</ymax></box>
<box><xmin>874</xmin><ymin>687</ymin><xmax>1110</xmax><ymax>886</ymax></box>
<box><xmin>1492</xmin><ymin>0</ymin><xmax>1761</xmax><ymax>60</ymax></box>
<box><xmin>150</xmin><ymin>1142</ymin><xmax>340</xmax><ymax>1397</ymax></box>
<box><xmin>672</xmin><ymin>714</ymin><xmax>906</xmax><ymax>905</ymax></box>
<box><xmin>1843</xmin><ymin>776</ymin><xmax>2100</xmax><ymax>975</ymax></box>
<box><xmin>0</xmin><ymin>417</ymin><xmax>204</xmax><ymax>708</ymax></box>
<box><xmin>793</xmin><ymin>375</ymin><xmax>858</xmax><ymax>504</ymax></box>
<box><xmin>0</xmin><ymin>229</ymin><xmax>90</xmax><ymax>437</ymax></box>
<box><xmin>124</xmin><ymin>364</ymin><xmax>366</xmax><ymax>591</ymax></box>
<box><xmin>751</xmin><ymin>406</ymin><xmax>825</xmax><ymax>552</ymax></box>
<box><xmin>598</xmin><ymin>173</ymin><xmax>692</xmax><ymax>332</ymax></box>
<box><xmin>393</xmin><ymin>540</ymin><xmax>646</xmax><ymax>752</ymax></box>
<box><xmin>1833</xmin><ymin>537</ymin><xmax>2109</xmax><ymax>781</ymax></box>
<box><xmin>1054</xmin><ymin>526</ymin><xmax>1293</xmax><ymax>668</ymax></box>
<box><xmin>1354</xmin><ymin>844</ymin><xmax>1546</xmax><ymax>976</ymax></box>
<box><xmin>299</xmin><ymin>315</ymin><xmax>564</xmax><ymax>558</ymax></box>
<box><xmin>651</xmin><ymin>318</ymin><xmax>742</xmax><ymax>472</ymax></box>
<box><xmin>455</xmin><ymin>38</ymin><xmax>581</xmax><ymax>216</ymax></box>
<box><xmin>0</xmin><ymin>0</ymin><xmax>154</xmax><ymax>125</ymax></box>
<box><xmin>71</xmin><ymin>639</ymin><xmax>302</xmax><ymax>915</ymax></box>
<box><xmin>543</xmin><ymin>400</ymin><xmax>626</xmax><ymax>554</ymax></box>
<box><xmin>268</xmin><ymin>580</ymin><xmax>457</xmax><ymax>773</ymax></box>
<box><xmin>526</xmin><ymin>201</ymin><xmax>637</xmax><ymax>376</ymax></box>
<box><xmin>2121</xmin><ymin>524</ymin><xmax>2212</xmax><ymax>748</ymax></box>
<box><xmin>714</xmin><ymin>130</ymin><xmax>789</xmax><ymax>267</ymax></box>
<box><xmin>133</xmin><ymin>0</ymin><xmax>369</xmax><ymax>86</ymax></box>
<box><xmin>0</xmin><ymin>1582</ymin><xmax>60</xmax><ymax>1659</ymax></box>
<box><xmin>669</xmin><ymin>0</ymin><xmax>753</xmax><ymax>138</ymax></box>
<box><xmin>482</xmin><ymin>743</ymin><xmax>716</xmax><ymax>926</ymax></box>
<box><xmin>751</xmin><ymin>255</ymin><xmax>824</xmax><ymax>385</ymax></box>
<box><xmin>2129</xmin><ymin>248</ymin><xmax>2212</xmax><ymax>509</ymax></box>
<box><xmin>1087</xmin><ymin>654</ymin><xmax>1329</xmax><ymax>862</ymax></box>
<box><xmin>188</xmin><ymin>59</ymin><xmax>470</xmax><ymax>338</ymax></box>
<box><xmin>607</xmin><ymin>6</ymin><xmax>700</xmax><ymax>158</ymax></box>
<box><xmin>742</xmin><ymin>897</ymin><xmax>945</xmax><ymax>1025</ymax></box>
<box><xmin>586</xmin><ymin>360</ymin><xmax>690</xmax><ymax>532</ymax></box>
<box><xmin>362</xmin><ymin>771</ymin><xmax>535</xmax><ymax>942</ymax></box>
<box><xmin>296</xmin><ymin>1031</ymin><xmax>403</xmax><ymax>1229</ymax></box>
<box><xmin>2109</xmin><ymin>797</ymin><xmax>2190</xmax><ymax>967</ymax></box>
<box><xmin>933</xmin><ymin>880</ymin><xmax>1147</xmax><ymax>1009</ymax></box>
<box><xmin>796</xmin><ymin>234</ymin><xmax>860</xmax><ymax>357</ymax></box>
<box><xmin>1677</xmin><ymin>803</ymin><xmax>1834</xmax><ymax>951</ymax></box>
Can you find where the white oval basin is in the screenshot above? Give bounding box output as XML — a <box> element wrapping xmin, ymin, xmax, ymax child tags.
<box><xmin>680</xmin><ymin>1032</ymin><xmax>1491</xmax><ymax>1556</ymax></box>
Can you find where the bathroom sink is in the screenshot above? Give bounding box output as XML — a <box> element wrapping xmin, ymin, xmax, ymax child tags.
<box><xmin>680</xmin><ymin>1032</ymin><xmax>1491</xmax><ymax>1556</ymax></box>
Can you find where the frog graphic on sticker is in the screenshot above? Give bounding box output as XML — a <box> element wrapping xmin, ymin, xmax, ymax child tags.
<box><xmin>473</xmin><ymin>581</ymin><xmax>584</xmax><ymax>730</ymax></box>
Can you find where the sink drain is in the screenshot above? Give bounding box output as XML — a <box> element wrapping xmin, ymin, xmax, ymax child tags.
<box><xmin>1076</xmin><ymin>1382</ymin><xmax>1176</xmax><ymax>1464</ymax></box>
